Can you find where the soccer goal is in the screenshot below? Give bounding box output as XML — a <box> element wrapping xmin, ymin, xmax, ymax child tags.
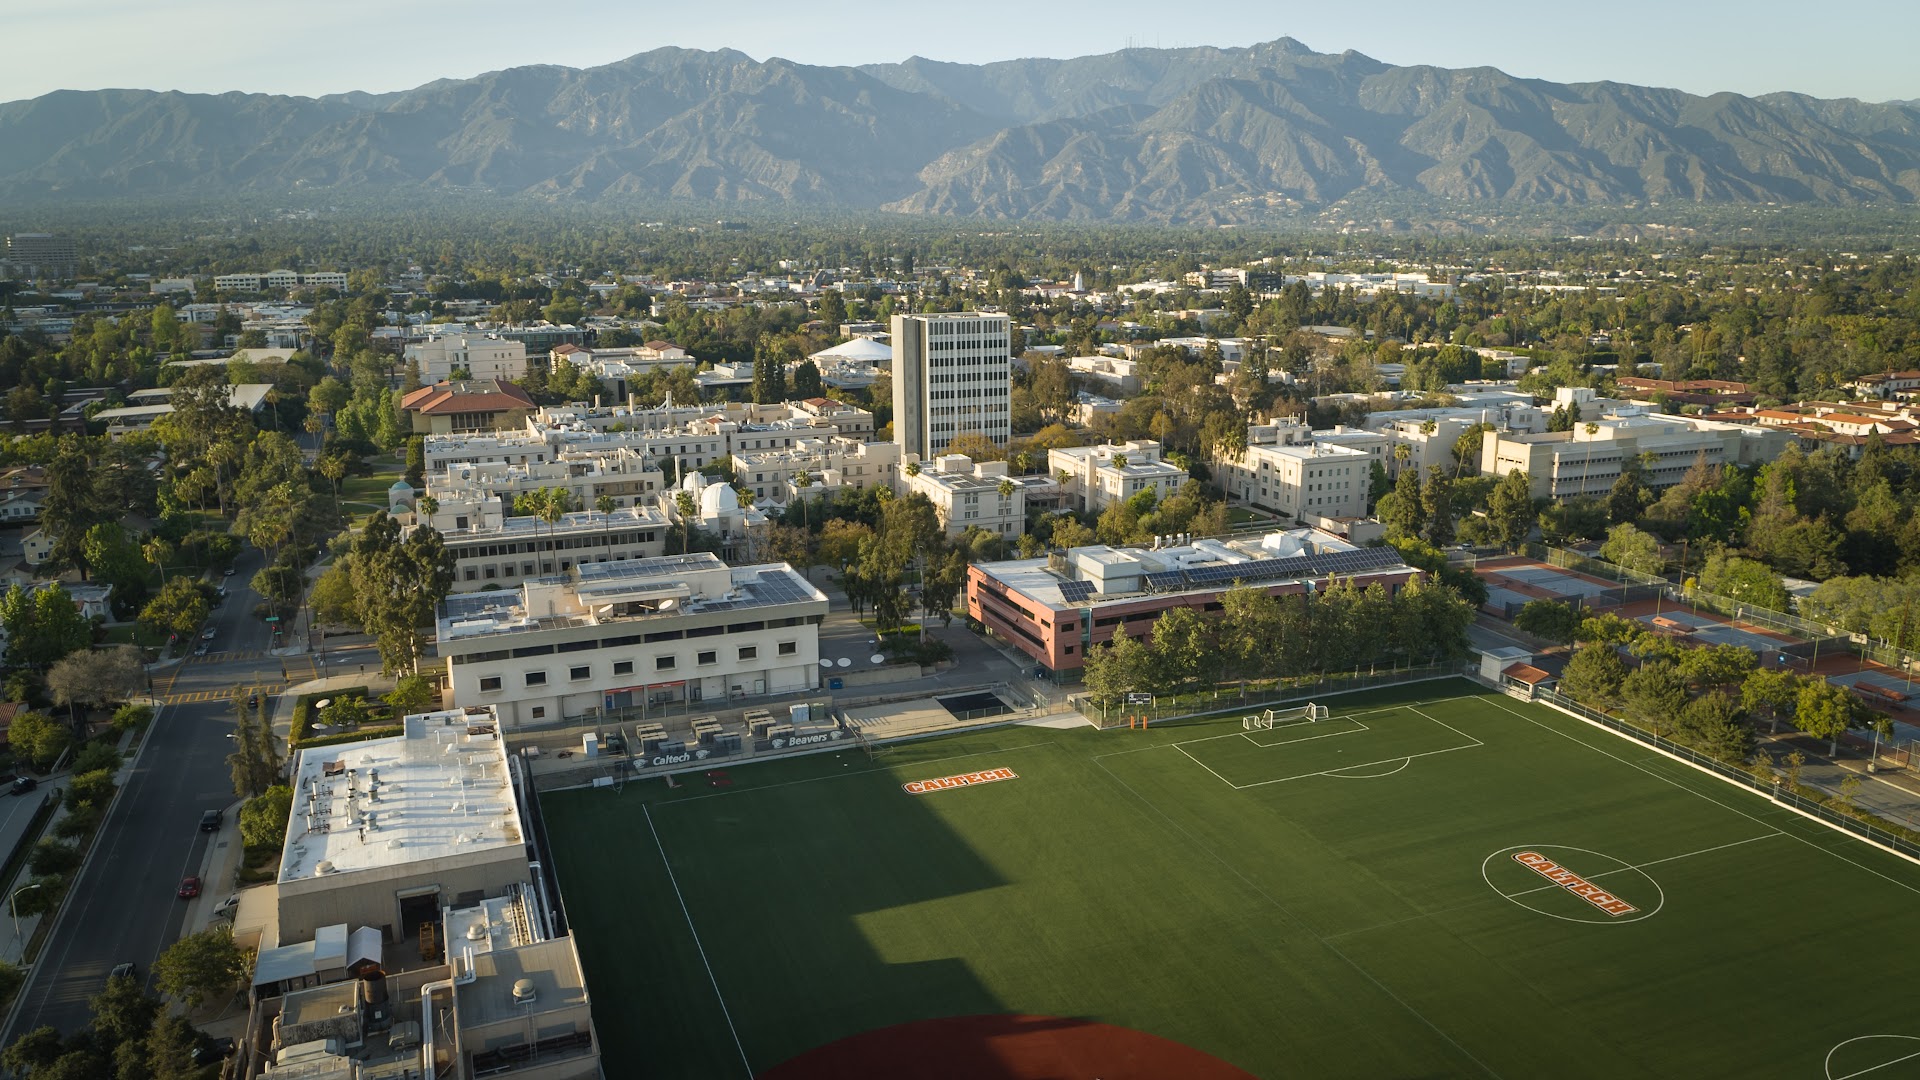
<box><xmin>1243</xmin><ymin>703</ymin><xmax>1330</xmax><ymax>730</ymax></box>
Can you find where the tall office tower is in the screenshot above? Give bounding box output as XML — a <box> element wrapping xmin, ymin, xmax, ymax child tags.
<box><xmin>2</xmin><ymin>233</ymin><xmax>78</xmax><ymax>278</ymax></box>
<box><xmin>890</xmin><ymin>312</ymin><xmax>1012</xmax><ymax>460</ymax></box>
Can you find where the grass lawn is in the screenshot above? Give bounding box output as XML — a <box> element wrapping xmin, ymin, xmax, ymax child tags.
<box><xmin>542</xmin><ymin>680</ymin><xmax>1920</xmax><ymax>1079</ymax></box>
<box><xmin>100</xmin><ymin>622</ymin><xmax>167</xmax><ymax>647</ymax></box>
<box><xmin>1227</xmin><ymin>506</ymin><xmax>1268</xmax><ymax>524</ymax></box>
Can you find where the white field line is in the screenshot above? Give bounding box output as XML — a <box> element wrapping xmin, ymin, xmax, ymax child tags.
<box><xmin>1173</xmin><ymin>744</ymin><xmax>1241</xmax><ymax>789</ymax></box>
<box><xmin>644</xmin><ymin>805</ymin><xmax>753</xmax><ymax>1079</ymax></box>
<box><xmin>1232</xmin><ymin>743</ymin><xmax>1481</xmax><ymax>790</ymax></box>
<box><xmin>1502</xmin><ymin>832</ymin><xmax>1784</xmax><ymax>902</ymax></box>
<box><xmin>1090</xmin><ymin>696</ymin><xmax>1472</xmax><ymax>760</ymax></box>
<box><xmin>657</xmin><ymin>740</ymin><xmax>1052</xmax><ymax>806</ymax></box>
<box><xmin>1240</xmin><ymin>718</ymin><xmax>1370</xmax><ymax>749</ymax></box>
<box><xmin>1486</xmin><ymin>697</ymin><xmax>1920</xmax><ymax>899</ymax></box>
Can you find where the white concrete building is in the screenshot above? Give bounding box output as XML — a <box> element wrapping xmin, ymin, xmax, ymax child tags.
<box><xmin>1481</xmin><ymin>411</ymin><xmax>1794</xmax><ymax>501</ymax></box>
<box><xmin>437</xmin><ymin>554</ymin><xmax>826</xmax><ymax>726</ymax></box>
<box><xmin>891</xmin><ymin>312</ymin><xmax>1012</xmax><ymax>459</ymax></box>
<box><xmin>902</xmin><ymin>454</ymin><xmax>1043</xmax><ymax>539</ymax></box>
<box><xmin>1047</xmin><ymin>440</ymin><xmax>1189</xmax><ymax>513</ymax></box>
<box><xmin>1214</xmin><ymin>440</ymin><xmax>1372</xmax><ymax>522</ymax></box>
<box><xmin>422</xmin><ymin>504</ymin><xmax>671</xmax><ymax>591</ymax></box>
<box><xmin>732</xmin><ymin>436</ymin><xmax>899</xmax><ymax>507</ymax></box>
<box><xmin>277</xmin><ymin>707</ymin><xmax>531</xmax><ymax>943</ymax></box>
<box><xmin>406</xmin><ymin>334</ymin><xmax>530</xmax><ymax>383</ymax></box>
<box><xmin>426</xmin><ymin>448</ymin><xmax>664</xmax><ymax>514</ymax></box>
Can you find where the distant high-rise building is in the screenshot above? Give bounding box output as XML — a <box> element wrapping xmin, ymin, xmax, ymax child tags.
<box><xmin>3</xmin><ymin>233</ymin><xmax>77</xmax><ymax>278</ymax></box>
<box><xmin>890</xmin><ymin>312</ymin><xmax>1011</xmax><ymax>459</ymax></box>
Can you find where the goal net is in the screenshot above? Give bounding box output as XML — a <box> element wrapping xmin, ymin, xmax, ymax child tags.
<box><xmin>1243</xmin><ymin>703</ymin><xmax>1329</xmax><ymax>730</ymax></box>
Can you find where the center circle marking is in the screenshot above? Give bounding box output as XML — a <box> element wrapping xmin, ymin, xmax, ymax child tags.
<box><xmin>1480</xmin><ymin>844</ymin><xmax>1664</xmax><ymax>924</ymax></box>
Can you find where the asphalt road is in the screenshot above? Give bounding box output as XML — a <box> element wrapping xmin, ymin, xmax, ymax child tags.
<box><xmin>3</xmin><ymin>550</ymin><xmax>375</xmax><ymax>1040</ymax></box>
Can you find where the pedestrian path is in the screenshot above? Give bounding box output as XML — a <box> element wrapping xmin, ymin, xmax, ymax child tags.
<box><xmin>163</xmin><ymin>683</ymin><xmax>288</xmax><ymax>706</ymax></box>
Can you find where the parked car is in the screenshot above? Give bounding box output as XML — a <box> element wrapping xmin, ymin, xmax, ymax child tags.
<box><xmin>190</xmin><ymin>1036</ymin><xmax>236</xmax><ymax>1065</ymax></box>
<box><xmin>222</xmin><ymin>567</ymin><xmax>234</xmax><ymax>577</ymax></box>
<box><xmin>11</xmin><ymin>776</ymin><xmax>36</xmax><ymax>796</ymax></box>
<box><xmin>177</xmin><ymin>876</ymin><xmax>201</xmax><ymax>898</ymax></box>
<box><xmin>199</xmin><ymin>809</ymin><xmax>222</xmax><ymax>832</ymax></box>
<box><xmin>193</xmin><ymin>644</ymin><xmax>209</xmax><ymax>656</ymax></box>
<box><xmin>200</xmin><ymin>628</ymin><xmax>217</xmax><ymax>641</ymax></box>
<box><xmin>212</xmin><ymin>895</ymin><xmax>240</xmax><ymax>919</ymax></box>
<box><xmin>247</xmin><ymin>694</ymin><xmax>259</xmax><ymax>709</ymax></box>
<box><xmin>108</xmin><ymin>962</ymin><xmax>136</xmax><ymax>983</ymax></box>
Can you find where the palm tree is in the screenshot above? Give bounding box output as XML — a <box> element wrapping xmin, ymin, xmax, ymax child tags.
<box><xmin>418</xmin><ymin>495</ymin><xmax>439</xmax><ymax>527</ymax></box>
<box><xmin>793</xmin><ymin>469</ymin><xmax>814</xmax><ymax>531</ymax></box>
<box><xmin>904</xmin><ymin>459</ymin><xmax>921</xmax><ymax>478</ymax></box>
<box><xmin>1111</xmin><ymin>453</ymin><xmax>1129</xmax><ymax>469</ymax></box>
<box><xmin>595</xmin><ymin>494</ymin><xmax>617</xmax><ymax>561</ymax></box>
<box><xmin>318</xmin><ymin>455</ymin><xmax>347</xmax><ymax>520</ymax></box>
<box><xmin>537</xmin><ymin>488</ymin><xmax>573</xmax><ymax>572</ymax></box>
<box><xmin>1392</xmin><ymin>442</ymin><xmax>1412</xmax><ymax>476</ymax></box>
<box><xmin>674</xmin><ymin>489</ymin><xmax>697</xmax><ymax>553</ymax></box>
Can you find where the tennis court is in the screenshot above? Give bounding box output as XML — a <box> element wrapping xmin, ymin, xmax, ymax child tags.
<box><xmin>1636</xmin><ymin>609</ymin><xmax>1789</xmax><ymax>653</ymax></box>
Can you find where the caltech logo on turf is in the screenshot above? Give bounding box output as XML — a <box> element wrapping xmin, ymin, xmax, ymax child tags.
<box><xmin>1512</xmin><ymin>850</ymin><xmax>1638</xmax><ymax>917</ymax></box>
<box><xmin>903</xmin><ymin>767</ymin><xmax>1018</xmax><ymax>795</ymax></box>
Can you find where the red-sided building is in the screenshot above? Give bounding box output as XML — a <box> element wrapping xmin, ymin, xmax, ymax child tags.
<box><xmin>967</xmin><ymin>530</ymin><xmax>1422</xmax><ymax>674</ymax></box>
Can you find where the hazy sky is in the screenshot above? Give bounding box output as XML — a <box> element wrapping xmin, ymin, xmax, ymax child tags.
<box><xmin>4</xmin><ymin>1</ymin><xmax>1912</xmax><ymax>105</ymax></box>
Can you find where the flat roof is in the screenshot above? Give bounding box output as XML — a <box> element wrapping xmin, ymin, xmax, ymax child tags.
<box><xmin>279</xmin><ymin>708</ymin><xmax>522</xmax><ymax>883</ymax></box>
<box><xmin>437</xmin><ymin>558</ymin><xmax>825</xmax><ymax>642</ymax></box>
<box><xmin>458</xmin><ymin>937</ymin><xmax>589</xmax><ymax>1027</ymax></box>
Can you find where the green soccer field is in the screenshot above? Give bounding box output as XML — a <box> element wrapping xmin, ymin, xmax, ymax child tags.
<box><xmin>542</xmin><ymin>680</ymin><xmax>1920</xmax><ymax>1079</ymax></box>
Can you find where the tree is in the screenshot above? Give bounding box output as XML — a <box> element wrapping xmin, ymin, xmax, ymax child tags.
<box><xmin>1421</xmin><ymin>467</ymin><xmax>1456</xmax><ymax>546</ymax></box>
<box><xmin>1677</xmin><ymin>643</ymin><xmax>1759</xmax><ymax>690</ymax></box>
<box><xmin>1049</xmin><ymin>514</ymin><xmax>1095</xmax><ymax>550</ymax></box>
<box><xmin>144</xmin><ymin>1014</ymin><xmax>204</xmax><ymax>1080</ymax></box>
<box><xmin>47</xmin><ymin>646</ymin><xmax>146</xmax><ymax>731</ymax></box>
<box><xmin>1621</xmin><ymin>661</ymin><xmax>1689</xmax><ymax>736</ymax></box>
<box><xmin>1513</xmin><ymin>599</ymin><xmax>1580</xmax><ymax>644</ymax></box>
<box><xmin>0</xmin><ymin>583</ymin><xmax>93</xmax><ymax>669</ymax></box>
<box><xmin>1218</xmin><ymin>584</ymin><xmax>1283</xmax><ymax>689</ymax></box>
<box><xmin>1600</xmin><ymin>523</ymin><xmax>1664</xmax><ymax>576</ymax></box>
<box><xmin>1082</xmin><ymin>626</ymin><xmax>1154</xmax><ymax>707</ymax></box>
<box><xmin>1485</xmin><ymin>469</ymin><xmax>1536</xmax><ymax>546</ymax></box>
<box><xmin>1379</xmin><ymin>465</ymin><xmax>1424</xmax><ymax>540</ymax></box>
<box><xmin>7</xmin><ymin>710</ymin><xmax>71</xmax><ymax>769</ymax></box>
<box><xmin>227</xmin><ymin>696</ymin><xmax>281</xmax><ymax>799</ymax></box>
<box><xmin>1576</xmin><ymin>611</ymin><xmax>1642</xmax><ymax>645</ymax></box>
<box><xmin>383</xmin><ymin>673</ymin><xmax>437</xmax><ymax>714</ymax></box>
<box><xmin>1149</xmin><ymin>606</ymin><xmax>1217</xmax><ymax>690</ymax></box>
<box><xmin>88</xmin><ymin>964</ymin><xmax>158</xmax><ymax>1060</ymax></box>
<box><xmin>308</xmin><ymin>561</ymin><xmax>361</xmax><ymax>629</ymax></box>
<box><xmin>1740</xmin><ymin>667</ymin><xmax>1799</xmax><ymax>732</ymax></box>
<box><xmin>152</xmin><ymin>926</ymin><xmax>247</xmax><ymax>1009</ymax></box>
<box><xmin>1559</xmin><ymin>643</ymin><xmax>1627</xmax><ymax>705</ymax></box>
<box><xmin>673</xmin><ymin>490</ymin><xmax>698</xmax><ymax>554</ymax></box>
<box><xmin>1696</xmin><ymin>551</ymin><xmax>1792</xmax><ymax>612</ymax></box>
<box><xmin>1794</xmin><ymin>679</ymin><xmax>1864</xmax><ymax>755</ymax></box>
<box><xmin>238</xmin><ymin>785</ymin><xmax>294</xmax><ymax>848</ymax></box>
<box><xmin>351</xmin><ymin>513</ymin><xmax>457</xmax><ymax>674</ymax></box>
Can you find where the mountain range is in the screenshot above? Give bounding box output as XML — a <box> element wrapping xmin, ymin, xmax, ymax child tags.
<box><xmin>3</xmin><ymin>39</ymin><xmax>1918</xmax><ymax>221</ymax></box>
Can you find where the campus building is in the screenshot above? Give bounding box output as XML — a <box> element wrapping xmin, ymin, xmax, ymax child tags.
<box><xmin>1480</xmin><ymin>411</ymin><xmax>1794</xmax><ymax>501</ymax></box>
<box><xmin>901</xmin><ymin>454</ymin><xmax>1055</xmax><ymax>540</ymax></box>
<box><xmin>966</xmin><ymin>529</ymin><xmax>1420</xmax><ymax>674</ymax></box>
<box><xmin>402</xmin><ymin>380</ymin><xmax>539</xmax><ymax>435</ymax></box>
<box><xmin>732</xmin><ymin>436</ymin><xmax>899</xmax><ymax>507</ymax></box>
<box><xmin>436</xmin><ymin>554</ymin><xmax>826</xmax><ymax>727</ymax></box>
<box><xmin>418</xmin><ymin>504</ymin><xmax>670</xmax><ymax>592</ymax></box>
<box><xmin>1212</xmin><ymin>438</ymin><xmax>1371</xmax><ymax>522</ymax></box>
<box><xmin>1046</xmin><ymin>440</ymin><xmax>1189</xmax><ymax>514</ymax></box>
<box><xmin>891</xmin><ymin>312</ymin><xmax>1012</xmax><ymax>459</ymax></box>
<box><xmin>425</xmin><ymin>448</ymin><xmax>665</xmax><ymax>514</ymax></box>
<box><xmin>406</xmin><ymin>334</ymin><xmax>531</xmax><ymax>383</ymax></box>
<box><xmin>276</xmin><ymin>707</ymin><xmax>530</xmax><ymax>944</ymax></box>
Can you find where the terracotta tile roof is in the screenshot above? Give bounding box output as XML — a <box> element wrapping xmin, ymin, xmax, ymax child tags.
<box><xmin>400</xmin><ymin>379</ymin><xmax>535</xmax><ymax>415</ymax></box>
<box><xmin>1503</xmin><ymin>663</ymin><xmax>1553</xmax><ymax>685</ymax></box>
<box><xmin>642</xmin><ymin>340</ymin><xmax>680</xmax><ymax>352</ymax></box>
<box><xmin>550</xmin><ymin>343</ymin><xmax>584</xmax><ymax>356</ymax></box>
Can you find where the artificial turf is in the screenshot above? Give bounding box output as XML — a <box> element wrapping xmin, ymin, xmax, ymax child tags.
<box><xmin>542</xmin><ymin>679</ymin><xmax>1920</xmax><ymax>1079</ymax></box>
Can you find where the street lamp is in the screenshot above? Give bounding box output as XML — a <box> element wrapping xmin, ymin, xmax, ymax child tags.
<box><xmin>10</xmin><ymin>882</ymin><xmax>42</xmax><ymax>941</ymax></box>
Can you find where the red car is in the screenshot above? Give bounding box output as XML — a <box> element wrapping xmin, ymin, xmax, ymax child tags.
<box><xmin>177</xmin><ymin>876</ymin><xmax>201</xmax><ymax>899</ymax></box>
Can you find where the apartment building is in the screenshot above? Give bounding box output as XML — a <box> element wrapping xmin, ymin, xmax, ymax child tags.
<box><xmin>1047</xmin><ymin>440</ymin><xmax>1189</xmax><ymax>514</ymax></box>
<box><xmin>967</xmin><ymin>529</ymin><xmax>1418</xmax><ymax>674</ymax></box>
<box><xmin>1481</xmin><ymin>412</ymin><xmax>1794</xmax><ymax>500</ymax></box>
<box><xmin>2</xmin><ymin>233</ymin><xmax>77</xmax><ymax>277</ymax></box>
<box><xmin>406</xmin><ymin>334</ymin><xmax>530</xmax><ymax>383</ymax></box>
<box><xmin>211</xmin><ymin>269</ymin><xmax>344</xmax><ymax>291</ymax></box>
<box><xmin>436</xmin><ymin>554</ymin><xmax>826</xmax><ymax>727</ymax></box>
<box><xmin>891</xmin><ymin>312</ymin><xmax>1012</xmax><ymax>459</ymax></box>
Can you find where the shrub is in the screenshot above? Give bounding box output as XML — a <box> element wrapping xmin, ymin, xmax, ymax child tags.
<box><xmin>65</xmin><ymin>768</ymin><xmax>116</xmax><ymax>808</ymax></box>
<box><xmin>72</xmin><ymin>741</ymin><xmax>123</xmax><ymax>774</ymax></box>
<box><xmin>110</xmin><ymin>704</ymin><xmax>153</xmax><ymax>732</ymax></box>
<box><xmin>53</xmin><ymin>803</ymin><xmax>101</xmax><ymax>841</ymax></box>
<box><xmin>28</xmin><ymin>840</ymin><xmax>80</xmax><ymax>878</ymax></box>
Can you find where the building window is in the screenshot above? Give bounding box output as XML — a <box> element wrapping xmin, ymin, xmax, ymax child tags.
<box><xmin>570</xmin><ymin>666</ymin><xmax>590</xmax><ymax>680</ymax></box>
<box><xmin>530</xmin><ymin>706</ymin><xmax>546</xmax><ymax>720</ymax></box>
<box><xmin>778</xmin><ymin>641</ymin><xmax>797</xmax><ymax>656</ymax></box>
<box><xmin>479</xmin><ymin>677</ymin><xmax>502</xmax><ymax>692</ymax></box>
<box><xmin>613</xmin><ymin>660</ymin><xmax>634</xmax><ymax>674</ymax></box>
<box><xmin>739</xmin><ymin>646</ymin><xmax>758</xmax><ymax>661</ymax></box>
<box><xmin>656</xmin><ymin>656</ymin><xmax>676</xmax><ymax>671</ymax></box>
<box><xmin>525</xmin><ymin>671</ymin><xmax>547</xmax><ymax>686</ymax></box>
<box><xmin>698</xmin><ymin>650</ymin><xmax>717</xmax><ymax>665</ymax></box>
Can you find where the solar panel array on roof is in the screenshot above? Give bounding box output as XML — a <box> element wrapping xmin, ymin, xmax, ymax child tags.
<box><xmin>1057</xmin><ymin>579</ymin><xmax>1096</xmax><ymax>603</ymax></box>
<box><xmin>1140</xmin><ymin>547</ymin><xmax>1407</xmax><ymax>593</ymax></box>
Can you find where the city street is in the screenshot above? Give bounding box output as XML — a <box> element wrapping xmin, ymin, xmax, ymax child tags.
<box><xmin>1</xmin><ymin>550</ymin><xmax>373</xmax><ymax>1041</ymax></box>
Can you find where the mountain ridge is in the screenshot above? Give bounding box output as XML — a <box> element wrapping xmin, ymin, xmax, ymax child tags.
<box><xmin>3</xmin><ymin>39</ymin><xmax>1917</xmax><ymax>220</ymax></box>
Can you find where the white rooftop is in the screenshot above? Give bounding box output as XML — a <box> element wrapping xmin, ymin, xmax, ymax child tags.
<box><xmin>279</xmin><ymin>707</ymin><xmax>520</xmax><ymax>883</ymax></box>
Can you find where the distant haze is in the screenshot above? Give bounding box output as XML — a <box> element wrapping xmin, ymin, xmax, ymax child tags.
<box><xmin>3</xmin><ymin>1</ymin><xmax>1918</xmax><ymax>105</ymax></box>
